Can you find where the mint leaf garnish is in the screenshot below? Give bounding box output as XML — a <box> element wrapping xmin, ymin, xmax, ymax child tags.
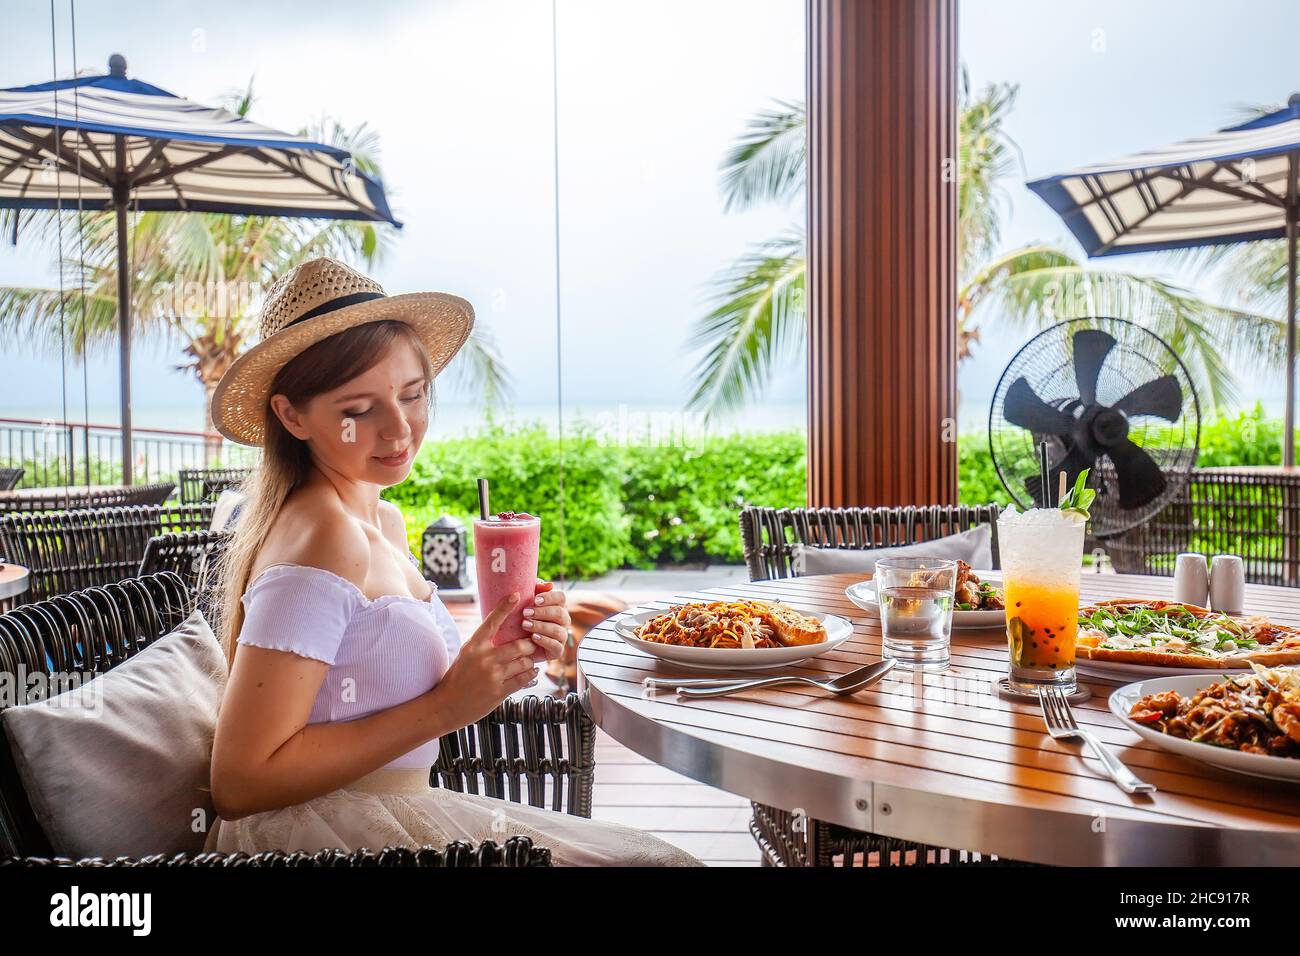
<box><xmin>1059</xmin><ymin>468</ymin><xmax>1096</xmax><ymax>515</ymax></box>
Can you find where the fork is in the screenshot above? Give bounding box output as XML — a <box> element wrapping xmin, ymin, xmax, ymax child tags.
<box><xmin>1039</xmin><ymin>686</ymin><xmax>1157</xmax><ymax>795</ymax></box>
<box><xmin>674</xmin><ymin>659</ymin><xmax>896</xmax><ymax>700</ymax></box>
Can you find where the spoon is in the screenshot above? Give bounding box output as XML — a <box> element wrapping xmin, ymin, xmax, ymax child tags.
<box><xmin>674</xmin><ymin>658</ymin><xmax>897</xmax><ymax>700</ymax></box>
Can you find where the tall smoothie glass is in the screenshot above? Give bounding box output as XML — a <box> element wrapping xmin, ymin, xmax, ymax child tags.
<box><xmin>473</xmin><ymin>514</ymin><xmax>541</xmax><ymax>646</ymax></box>
<box><xmin>996</xmin><ymin>506</ymin><xmax>1086</xmax><ymax>696</ymax></box>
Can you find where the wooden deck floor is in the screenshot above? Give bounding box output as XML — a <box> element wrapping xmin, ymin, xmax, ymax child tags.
<box><xmin>591</xmin><ymin>729</ymin><xmax>760</xmax><ymax>865</ymax></box>
<box><xmin>445</xmin><ymin>593</ymin><xmax>761</xmax><ymax>866</ymax></box>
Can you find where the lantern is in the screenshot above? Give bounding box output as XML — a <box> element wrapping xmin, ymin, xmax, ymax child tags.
<box><xmin>422</xmin><ymin>514</ymin><xmax>470</xmax><ymax>590</ymax></box>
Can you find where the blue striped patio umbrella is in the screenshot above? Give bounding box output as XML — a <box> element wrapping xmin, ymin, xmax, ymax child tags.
<box><xmin>1027</xmin><ymin>95</ymin><xmax>1300</xmax><ymax>465</ymax></box>
<box><xmin>0</xmin><ymin>54</ymin><xmax>401</xmax><ymax>482</ymax></box>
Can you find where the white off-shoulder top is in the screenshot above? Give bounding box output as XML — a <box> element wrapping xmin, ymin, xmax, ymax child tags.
<box><xmin>234</xmin><ymin>563</ymin><xmax>462</xmax><ymax>770</ymax></box>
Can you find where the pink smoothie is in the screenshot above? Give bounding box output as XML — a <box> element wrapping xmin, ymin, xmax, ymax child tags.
<box><xmin>473</xmin><ymin>514</ymin><xmax>541</xmax><ymax>646</ymax></box>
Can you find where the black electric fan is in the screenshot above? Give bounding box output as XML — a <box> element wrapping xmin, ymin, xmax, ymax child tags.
<box><xmin>988</xmin><ymin>317</ymin><xmax>1200</xmax><ymax>536</ymax></box>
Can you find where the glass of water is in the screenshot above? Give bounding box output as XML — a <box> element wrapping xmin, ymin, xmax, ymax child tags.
<box><xmin>875</xmin><ymin>557</ymin><xmax>957</xmax><ymax>672</ymax></box>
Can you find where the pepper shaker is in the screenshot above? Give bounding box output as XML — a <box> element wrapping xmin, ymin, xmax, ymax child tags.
<box><xmin>1172</xmin><ymin>553</ymin><xmax>1209</xmax><ymax>607</ymax></box>
<box><xmin>1208</xmin><ymin>555</ymin><xmax>1245</xmax><ymax>614</ymax></box>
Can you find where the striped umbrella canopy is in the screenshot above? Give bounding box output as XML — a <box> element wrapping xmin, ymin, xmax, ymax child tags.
<box><xmin>0</xmin><ymin>54</ymin><xmax>401</xmax><ymax>482</ymax></box>
<box><xmin>1027</xmin><ymin>95</ymin><xmax>1300</xmax><ymax>465</ymax></box>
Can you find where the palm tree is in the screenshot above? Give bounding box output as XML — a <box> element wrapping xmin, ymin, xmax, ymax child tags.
<box><xmin>0</xmin><ymin>79</ymin><xmax>510</xmax><ymax>461</ymax></box>
<box><xmin>1159</xmin><ymin>101</ymin><xmax>1299</xmax><ymax>325</ymax></box>
<box><xmin>687</xmin><ymin>73</ymin><xmax>1286</xmax><ymax>419</ymax></box>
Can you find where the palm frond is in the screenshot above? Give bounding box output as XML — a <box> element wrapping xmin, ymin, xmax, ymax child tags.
<box><xmin>963</xmin><ymin>252</ymin><xmax>1287</xmax><ymax>411</ymax></box>
<box><xmin>689</xmin><ymin>73</ymin><xmax>1294</xmax><ymax>420</ymax></box>
<box><xmin>284</xmin><ymin>216</ymin><xmax>393</xmax><ymax>270</ymax></box>
<box><xmin>0</xmin><ymin>283</ymin><xmax>121</xmax><ymax>357</ymax></box>
<box><xmin>1165</xmin><ymin>239</ymin><xmax>1291</xmax><ymax>317</ymax></box>
<box><xmin>718</xmin><ymin>99</ymin><xmax>806</xmax><ymax>212</ymax></box>
<box><xmin>959</xmin><ymin>245</ymin><xmax>1079</xmax><ymax>319</ymax></box>
<box><xmin>442</xmin><ymin>323</ymin><xmax>513</xmax><ymax>408</ymax></box>
<box><xmin>1157</xmin><ymin>242</ymin><xmax>1247</xmax><ymax>279</ymax></box>
<box><xmin>1226</xmin><ymin>99</ymin><xmax>1286</xmax><ymax>124</ymax></box>
<box><xmin>684</xmin><ymin>231</ymin><xmax>806</xmax><ymax>420</ymax></box>
<box><xmin>958</xmin><ymin>70</ymin><xmax>1021</xmax><ymax>274</ymax></box>
<box><xmin>0</xmin><ymin>208</ymin><xmax>58</xmax><ymax>252</ymax></box>
<box><xmin>218</xmin><ymin>76</ymin><xmax>257</xmax><ymax>118</ymax></box>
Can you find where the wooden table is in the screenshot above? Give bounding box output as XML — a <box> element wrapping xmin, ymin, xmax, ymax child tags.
<box><xmin>577</xmin><ymin>572</ymin><xmax>1300</xmax><ymax>866</ymax></box>
<box><xmin>0</xmin><ymin>563</ymin><xmax>28</xmax><ymax>613</ymax></box>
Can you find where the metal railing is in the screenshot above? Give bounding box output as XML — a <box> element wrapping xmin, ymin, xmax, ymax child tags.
<box><xmin>0</xmin><ymin>417</ymin><xmax>256</xmax><ymax>491</ymax></box>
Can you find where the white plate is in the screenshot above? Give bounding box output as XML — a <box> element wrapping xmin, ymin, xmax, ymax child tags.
<box><xmin>612</xmin><ymin>607</ymin><xmax>854</xmax><ymax>670</ymax></box>
<box><xmin>1076</xmin><ymin>657</ymin><xmax>1252</xmax><ymax>682</ymax></box>
<box><xmin>844</xmin><ymin>573</ymin><xmax>1006</xmax><ymax>629</ymax></box>
<box><xmin>1109</xmin><ymin>673</ymin><xmax>1300</xmax><ymax>784</ymax></box>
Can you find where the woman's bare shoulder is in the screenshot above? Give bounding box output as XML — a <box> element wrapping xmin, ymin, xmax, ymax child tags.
<box><xmin>252</xmin><ymin>485</ymin><xmax>370</xmax><ymax>591</ymax></box>
<box><xmin>376</xmin><ymin>499</ymin><xmax>408</xmax><ymax>550</ymax></box>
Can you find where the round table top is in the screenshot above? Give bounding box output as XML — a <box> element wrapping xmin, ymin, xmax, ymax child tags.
<box><xmin>577</xmin><ymin>571</ymin><xmax>1300</xmax><ymax>866</ymax></box>
<box><xmin>0</xmin><ymin>563</ymin><xmax>29</xmax><ymax>601</ymax></box>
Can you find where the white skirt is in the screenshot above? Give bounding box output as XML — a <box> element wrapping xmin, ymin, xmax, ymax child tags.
<box><xmin>203</xmin><ymin>767</ymin><xmax>702</xmax><ymax>867</ymax></box>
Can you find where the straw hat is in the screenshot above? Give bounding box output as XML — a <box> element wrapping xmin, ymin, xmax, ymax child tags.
<box><xmin>212</xmin><ymin>257</ymin><xmax>474</xmax><ymax>446</ymax></box>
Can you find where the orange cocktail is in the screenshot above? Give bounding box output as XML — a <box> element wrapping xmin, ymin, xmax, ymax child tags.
<box><xmin>1003</xmin><ymin>581</ymin><xmax>1079</xmax><ymax>671</ymax></box>
<box><xmin>996</xmin><ymin>507</ymin><xmax>1086</xmax><ymax>696</ymax></box>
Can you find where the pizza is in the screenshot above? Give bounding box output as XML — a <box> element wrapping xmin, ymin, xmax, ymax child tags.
<box><xmin>1076</xmin><ymin>600</ymin><xmax>1300</xmax><ymax>669</ymax></box>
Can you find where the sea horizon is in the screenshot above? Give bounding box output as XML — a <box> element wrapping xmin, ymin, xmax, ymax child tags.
<box><xmin>0</xmin><ymin>395</ymin><xmax>1280</xmax><ymax>445</ymax></box>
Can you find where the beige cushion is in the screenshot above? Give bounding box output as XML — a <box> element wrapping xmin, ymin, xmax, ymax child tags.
<box><xmin>210</xmin><ymin>488</ymin><xmax>245</xmax><ymax>532</ymax></box>
<box><xmin>792</xmin><ymin>523</ymin><xmax>993</xmax><ymax>576</ymax></box>
<box><xmin>1</xmin><ymin>609</ymin><xmax>227</xmax><ymax>859</ymax></box>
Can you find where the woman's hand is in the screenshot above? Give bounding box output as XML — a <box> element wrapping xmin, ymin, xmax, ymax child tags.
<box><xmin>522</xmin><ymin>579</ymin><xmax>571</xmax><ymax>663</ymax></box>
<box><xmin>433</xmin><ymin>593</ymin><xmax>540</xmax><ymax>728</ymax></box>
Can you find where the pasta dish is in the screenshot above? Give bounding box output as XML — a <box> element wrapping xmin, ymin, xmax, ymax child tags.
<box><xmin>1128</xmin><ymin>663</ymin><xmax>1300</xmax><ymax>758</ymax></box>
<box><xmin>635</xmin><ymin>600</ymin><xmax>827</xmax><ymax>649</ymax></box>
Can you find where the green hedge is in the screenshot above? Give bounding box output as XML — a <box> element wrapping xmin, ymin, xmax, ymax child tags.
<box><xmin>385</xmin><ymin>406</ymin><xmax>1294</xmax><ymax>580</ymax></box>
<box><xmin>382</xmin><ymin>423</ymin><xmax>631</xmax><ymax>581</ymax></box>
<box><xmin>957</xmin><ymin>432</ymin><xmax>1005</xmax><ymax>506</ymax></box>
<box><xmin>956</xmin><ymin>404</ymin><xmax>1290</xmax><ymax>506</ymax></box>
<box><xmin>383</xmin><ymin>424</ymin><xmax>806</xmax><ymax>579</ymax></box>
<box><xmin>1171</xmin><ymin>404</ymin><xmax>1295</xmax><ymax>466</ymax></box>
<box><xmin>6</xmin><ymin>457</ymin><xmax>123</xmax><ymax>488</ymax></box>
<box><xmin>19</xmin><ymin>406</ymin><xmax>1283</xmax><ymax>581</ymax></box>
<box><xmin>622</xmin><ymin>431</ymin><xmax>806</xmax><ymax>567</ymax></box>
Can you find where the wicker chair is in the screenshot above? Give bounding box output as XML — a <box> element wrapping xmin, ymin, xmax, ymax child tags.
<box><xmin>0</xmin><ymin>482</ymin><xmax>176</xmax><ymax>514</ymax></box>
<box><xmin>1103</xmin><ymin>467</ymin><xmax>1300</xmax><ymax>587</ymax></box>
<box><xmin>0</xmin><ymin>503</ymin><xmax>215</xmax><ymax>605</ymax></box>
<box><xmin>2</xmin><ymin>842</ymin><xmax>548</xmax><ymax>868</ymax></box>
<box><xmin>0</xmin><ymin>468</ymin><xmax>22</xmax><ymax>492</ymax></box>
<box><xmin>139</xmin><ymin>529</ymin><xmax>231</xmax><ymax>633</ymax></box>
<box><xmin>738</xmin><ymin>503</ymin><xmax>1020</xmax><ymax>868</ymax></box>
<box><xmin>741</xmin><ymin>504</ymin><xmax>1002</xmax><ymax>581</ymax></box>
<box><xmin>0</xmin><ymin>573</ymin><xmax>561</xmax><ymax>868</ymax></box>
<box><xmin>179</xmin><ymin>468</ymin><xmax>252</xmax><ymax>505</ymax></box>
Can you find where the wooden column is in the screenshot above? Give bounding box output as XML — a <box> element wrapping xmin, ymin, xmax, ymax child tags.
<box><xmin>806</xmin><ymin>0</ymin><xmax>958</xmax><ymax>507</ymax></box>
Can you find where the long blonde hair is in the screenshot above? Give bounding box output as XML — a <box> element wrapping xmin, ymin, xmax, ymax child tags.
<box><xmin>217</xmin><ymin>320</ymin><xmax>433</xmax><ymax>670</ymax></box>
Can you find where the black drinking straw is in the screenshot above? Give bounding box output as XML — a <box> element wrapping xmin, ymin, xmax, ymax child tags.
<box><xmin>1038</xmin><ymin>441</ymin><xmax>1051</xmax><ymax>507</ymax></box>
<box><xmin>477</xmin><ymin>478</ymin><xmax>490</xmax><ymax>520</ymax></box>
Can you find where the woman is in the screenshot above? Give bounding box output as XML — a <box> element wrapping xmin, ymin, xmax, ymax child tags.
<box><xmin>204</xmin><ymin>257</ymin><xmax>699</xmax><ymax>866</ymax></box>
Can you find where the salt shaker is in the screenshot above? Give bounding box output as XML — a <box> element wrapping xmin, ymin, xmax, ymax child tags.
<box><xmin>1208</xmin><ymin>555</ymin><xmax>1245</xmax><ymax>614</ymax></box>
<box><xmin>1172</xmin><ymin>553</ymin><xmax>1210</xmax><ymax>607</ymax></box>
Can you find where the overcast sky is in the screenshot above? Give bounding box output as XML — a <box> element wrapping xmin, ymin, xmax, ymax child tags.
<box><xmin>1</xmin><ymin>0</ymin><xmax>1296</xmax><ymax>430</ymax></box>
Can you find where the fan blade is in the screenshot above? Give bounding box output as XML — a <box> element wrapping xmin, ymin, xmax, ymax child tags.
<box><xmin>1004</xmin><ymin>378</ymin><xmax>1073</xmax><ymax>435</ymax></box>
<box><xmin>1072</xmin><ymin>330</ymin><xmax>1116</xmax><ymax>406</ymax></box>
<box><xmin>1107</xmin><ymin>439</ymin><xmax>1167</xmax><ymax>510</ymax></box>
<box><xmin>1114</xmin><ymin>374</ymin><xmax>1183</xmax><ymax>423</ymax></box>
<box><xmin>1024</xmin><ymin>445</ymin><xmax>1093</xmax><ymax>508</ymax></box>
